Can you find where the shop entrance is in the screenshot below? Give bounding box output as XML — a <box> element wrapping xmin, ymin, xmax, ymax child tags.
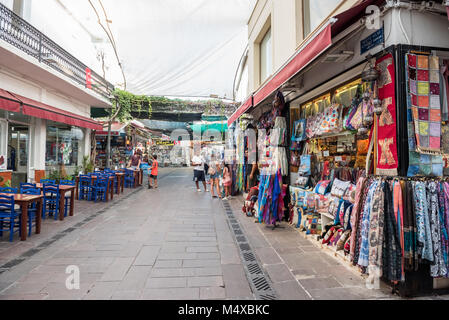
<box><xmin>8</xmin><ymin>124</ymin><xmax>29</xmax><ymax>187</ymax></box>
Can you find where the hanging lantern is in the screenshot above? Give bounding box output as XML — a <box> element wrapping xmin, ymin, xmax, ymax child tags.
<box><xmin>358</xmin><ymin>126</ymin><xmax>369</xmax><ymax>137</ymax></box>
<box><xmin>363</xmin><ymin>115</ymin><xmax>374</xmax><ymax>126</ymax></box>
<box><xmin>361</xmin><ymin>54</ymin><xmax>379</xmax><ymax>82</ymax></box>
<box><xmin>373</xmin><ymin>98</ymin><xmax>383</xmax><ymax>115</ymax></box>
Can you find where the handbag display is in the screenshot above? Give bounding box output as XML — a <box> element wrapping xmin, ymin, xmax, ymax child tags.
<box><xmin>299</xmin><ymin>155</ymin><xmax>312</xmax><ymax>176</ymax></box>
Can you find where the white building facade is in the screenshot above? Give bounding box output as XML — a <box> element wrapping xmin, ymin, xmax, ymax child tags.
<box><xmin>0</xmin><ymin>0</ymin><xmax>113</xmax><ymax>186</ymax></box>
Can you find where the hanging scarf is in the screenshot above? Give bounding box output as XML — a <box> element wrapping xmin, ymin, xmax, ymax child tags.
<box><xmin>368</xmin><ymin>181</ymin><xmax>385</xmax><ymax>281</ymax></box>
<box><xmin>353</xmin><ymin>178</ymin><xmax>372</xmax><ymax>266</ymax></box>
<box><xmin>438</xmin><ymin>183</ymin><xmax>449</xmax><ymax>275</ymax></box>
<box><xmin>382</xmin><ymin>182</ymin><xmax>402</xmax><ymax>282</ymax></box>
<box><xmin>427</xmin><ymin>181</ymin><xmax>447</xmax><ymax>278</ymax></box>
<box><xmin>358</xmin><ymin>180</ymin><xmax>379</xmax><ymax>268</ymax></box>
<box><xmin>414</xmin><ymin>182</ymin><xmax>434</xmax><ymax>262</ymax></box>
<box><xmin>404</xmin><ymin>180</ymin><xmax>418</xmax><ymax>271</ymax></box>
<box><xmin>350</xmin><ymin>177</ymin><xmax>366</xmax><ymax>261</ymax></box>
<box><xmin>393</xmin><ymin>180</ymin><xmax>405</xmax><ymax>279</ymax></box>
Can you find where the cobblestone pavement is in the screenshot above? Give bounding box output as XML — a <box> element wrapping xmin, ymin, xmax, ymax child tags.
<box><xmin>0</xmin><ymin>167</ymin><xmax>446</xmax><ymax>300</ymax></box>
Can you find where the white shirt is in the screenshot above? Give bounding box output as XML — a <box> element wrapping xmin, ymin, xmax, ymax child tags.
<box><xmin>192</xmin><ymin>156</ymin><xmax>204</xmax><ymax>171</ymax></box>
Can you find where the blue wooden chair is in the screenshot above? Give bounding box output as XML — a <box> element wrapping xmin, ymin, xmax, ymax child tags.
<box><xmin>42</xmin><ymin>184</ymin><xmax>60</xmax><ymax>220</ymax></box>
<box><xmin>40</xmin><ymin>179</ymin><xmax>56</xmax><ymax>185</ymax></box>
<box><xmin>0</xmin><ymin>187</ymin><xmax>18</xmax><ymax>194</ymax></box>
<box><xmin>91</xmin><ymin>177</ymin><xmax>108</xmax><ymax>202</ymax></box>
<box><xmin>60</xmin><ymin>180</ymin><xmax>75</xmax><ymax>217</ymax></box>
<box><xmin>20</xmin><ymin>183</ymin><xmax>37</xmax><ymax>192</ymax></box>
<box><xmin>124</xmin><ymin>169</ymin><xmax>135</xmax><ymax>188</ymax></box>
<box><xmin>21</xmin><ymin>188</ymin><xmax>40</xmax><ymax>236</ymax></box>
<box><xmin>0</xmin><ymin>195</ymin><xmax>21</xmax><ymax>242</ymax></box>
<box><xmin>79</xmin><ymin>175</ymin><xmax>92</xmax><ymax>201</ymax></box>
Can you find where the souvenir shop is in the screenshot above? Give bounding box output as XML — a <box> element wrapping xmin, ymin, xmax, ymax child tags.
<box><xmin>230</xmin><ymin>2</ymin><xmax>449</xmax><ymax>297</ymax></box>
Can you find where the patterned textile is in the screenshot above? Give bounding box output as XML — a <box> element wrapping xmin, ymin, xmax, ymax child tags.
<box><xmin>353</xmin><ymin>178</ymin><xmax>371</xmax><ymax>266</ymax></box>
<box><xmin>358</xmin><ymin>180</ymin><xmax>379</xmax><ymax>267</ymax></box>
<box><xmin>368</xmin><ymin>181</ymin><xmax>385</xmax><ymax>275</ymax></box>
<box><xmin>349</xmin><ymin>177</ymin><xmax>366</xmax><ymax>261</ymax></box>
<box><xmin>404</xmin><ymin>181</ymin><xmax>418</xmax><ymax>271</ymax></box>
<box><xmin>382</xmin><ymin>182</ymin><xmax>403</xmax><ymax>282</ymax></box>
<box><xmin>405</xmin><ymin>55</ymin><xmax>444</xmax><ymax>176</ymax></box>
<box><xmin>414</xmin><ymin>182</ymin><xmax>434</xmax><ymax>262</ymax></box>
<box><xmin>393</xmin><ymin>180</ymin><xmax>405</xmax><ymax>279</ymax></box>
<box><xmin>438</xmin><ymin>183</ymin><xmax>449</xmax><ymax>275</ymax></box>
<box><xmin>376</xmin><ymin>54</ymin><xmax>399</xmax><ymax>175</ymax></box>
<box><xmin>441</xmin><ymin>60</ymin><xmax>449</xmax><ymax>122</ymax></box>
<box><xmin>427</xmin><ymin>181</ymin><xmax>447</xmax><ymax>277</ymax></box>
<box><xmin>407</xmin><ymin>54</ymin><xmax>442</xmax><ymax>155</ymax></box>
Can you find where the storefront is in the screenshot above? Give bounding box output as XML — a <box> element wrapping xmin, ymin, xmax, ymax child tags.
<box><xmin>229</xmin><ymin>1</ymin><xmax>449</xmax><ymax>297</ymax></box>
<box><xmin>0</xmin><ymin>89</ymin><xmax>102</xmax><ymax>187</ymax></box>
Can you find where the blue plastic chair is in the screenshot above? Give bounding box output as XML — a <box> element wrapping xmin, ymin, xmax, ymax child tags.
<box><xmin>21</xmin><ymin>188</ymin><xmax>40</xmax><ymax>236</ymax></box>
<box><xmin>0</xmin><ymin>187</ymin><xmax>18</xmax><ymax>194</ymax></box>
<box><xmin>124</xmin><ymin>169</ymin><xmax>135</xmax><ymax>188</ymax></box>
<box><xmin>40</xmin><ymin>179</ymin><xmax>56</xmax><ymax>185</ymax></box>
<box><xmin>0</xmin><ymin>195</ymin><xmax>21</xmax><ymax>242</ymax></box>
<box><xmin>60</xmin><ymin>180</ymin><xmax>75</xmax><ymax>216</ymax></box>
<box><xmin>91</xmin><ymin>177</ymin><xmax>108</xmax><ymax>202</ymax></box>
<box><xmin>42</xmin><ymin>184</ymin><xmax>60</xmax><ymax>220</ymax></box>
<box><xmin>79</xmin><ymin>175</ymin><xmax>92</xmax><ymax>201</ymax></box>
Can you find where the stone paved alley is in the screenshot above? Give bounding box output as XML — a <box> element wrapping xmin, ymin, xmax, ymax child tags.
<box><xmin>0</xmin><ymin>168</ymin><xmax>446</xmax><ymax>300</ymax></box>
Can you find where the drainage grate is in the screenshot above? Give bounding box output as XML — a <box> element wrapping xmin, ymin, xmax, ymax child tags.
<box><xmin>247</xmin><ymin>263</ymin><xmax>262</xmax><ymax>275</ymax></box>
<box><xmin>243</xmin><ymin>252</ymin><xmax>256</xmax><ymax>262</ymax></box>
<box><xmin>236</xmin><ymin>236</ymin><xmax>247</xmax><ymax>243</ymax></box>
<box><xmin>21</xmin><ymin>248</ymin><xmax>41</xmax><ymax>257</ymax></box>
<box><xmin>221</xmin><ymin>199</ymin><xmax>278</xmax><ymax>300</ymax></box>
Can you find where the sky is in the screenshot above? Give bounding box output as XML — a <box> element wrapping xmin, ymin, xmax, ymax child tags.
<box><xmin>57</xmin><ymin>0</ymin><xmax>257</xmax><ymax>101</ymax></box>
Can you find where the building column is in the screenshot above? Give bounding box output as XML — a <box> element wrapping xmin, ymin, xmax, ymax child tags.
<box><xmin>29</xmin><ymin>117</ymin><xmax>46</xmax><ymax>182</ymax></box>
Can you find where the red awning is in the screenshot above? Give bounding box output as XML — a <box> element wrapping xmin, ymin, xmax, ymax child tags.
<box><xmin>331</xmin><ymin>0</ymin><xmax>381</xmax><ymax>36</ymax></box>
<box><xmin>253</xmin><ymin>23</ymin><xmax>332</xmax><ymax>107</ymax></box>
<box><xmin>11</xmin><ymin>92</ymin><xmax>103</xmax><ymax>131</ymax></box>
<box><xmin>228</xmin><ymin>96</ymin><xmax>253</xmax><ymax>126</ymax></box>
<box><xmin>0</xmin><ymin>89</ymin><xmax>21</xmax><ymax>113</ymax></box>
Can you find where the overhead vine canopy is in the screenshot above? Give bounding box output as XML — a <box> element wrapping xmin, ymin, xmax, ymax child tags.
<box><xmin>112</xmin><ymin>88</ymin><xmax>152</xmax><ymax>122</ymax></box>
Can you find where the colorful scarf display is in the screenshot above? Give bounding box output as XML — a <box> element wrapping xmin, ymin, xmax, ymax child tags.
<box><xmin>376</xmin><ymin>54</ymin><xmax>399</xmax><ymax>175</ymax></box>
<box><xmin>405</xmin><ymin>54</ymin><xmax>444</xmax><ymax>176</ymax></box>
<box><xmin>407</xmin><ymin>53</ymin><xmax>442</xmax><ymax>155</ymax></box>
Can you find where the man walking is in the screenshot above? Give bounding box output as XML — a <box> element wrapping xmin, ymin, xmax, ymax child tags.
<box><xmin>192</xmin><ymin>151</ymin><xmax>208</xmax><ymax>192</ymax></box>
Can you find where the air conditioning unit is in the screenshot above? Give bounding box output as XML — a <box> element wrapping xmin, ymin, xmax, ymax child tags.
<box><xmin>323</xmin><ymin>51</ymin><xmax>354</xmax><ymax>63</ymax></box>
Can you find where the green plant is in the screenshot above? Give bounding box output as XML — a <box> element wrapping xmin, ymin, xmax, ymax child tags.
<box><xmin>82</xmin><ymin>156</ymin><xmax>94</xmax><ymax>174</ymax></box>
<box><xmin>4</xmin><ymin>179</ymin><xmax>11</xmax><ymax>187</ymax></box>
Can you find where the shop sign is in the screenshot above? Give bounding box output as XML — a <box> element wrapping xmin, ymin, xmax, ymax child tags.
<box><xmin>85</xmin><ymin>67</ymin><xmax>92</xmax><ymax>89</ymax></box>
<box><xmin>360</xmin><ymin>27</ymin><xmax>384</xmax><ymax>55</ymax></box>
<box><xmin>96</xmin><ymin>131</ymin><xmax>120</xmax><ymax>136</ymax></box>
<box><xmin>156</xmin><ymin>140</ymin><xmax>174</xmax><ymax>146</ymax></box>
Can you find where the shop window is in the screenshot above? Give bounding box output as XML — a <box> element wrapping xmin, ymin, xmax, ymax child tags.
<box><xmin>260</xmin><ymin>27</ymin><xmax>272</xmax><ymax>84</ymax></box>
<box><xmin>45</xmin><ymin>125</ymin><xmax>84</xmax><ymax>167</ymax></box>
<box><xmin>302</xmin><ymin>0</ymin><xmax>341</xmax><ymax>38</ymax></box>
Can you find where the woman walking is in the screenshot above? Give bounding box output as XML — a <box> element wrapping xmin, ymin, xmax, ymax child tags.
<box><xmin>222</xmin><ymin>164</ymin><xmax>232</xmax><ymax>200</ymax></box>
<box><xmin>208</xmin><ymin>155</ymin><xmax>221</xmax><ymax>199</ymax></box>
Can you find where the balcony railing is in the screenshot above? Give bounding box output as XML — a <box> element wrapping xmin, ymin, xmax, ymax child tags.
<box><xmin>0</xmin><ymin>2</ymin><xmax>114</xmax><ymax>100</ymax></box>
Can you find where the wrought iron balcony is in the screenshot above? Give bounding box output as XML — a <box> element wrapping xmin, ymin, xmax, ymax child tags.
<box><xmin>0</xmin><ymin>2</ymin><xmax>114</xmax><ymax>100</ymax></box>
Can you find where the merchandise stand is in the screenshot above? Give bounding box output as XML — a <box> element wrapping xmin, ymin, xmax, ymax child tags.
<box><xmin>230</xmin><ymin>4</ymin><xmax>449</xmax><ymax>298</ymax></box>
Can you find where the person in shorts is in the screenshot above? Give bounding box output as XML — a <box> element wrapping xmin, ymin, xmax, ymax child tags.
<box><xmin>149</xmin><ymin>155</ymin><xmax>158</xmax><ymax>189</ymax></box>
<box><xmin>192</xmin><ymin>152</ymin><xmax>207</xmax><ymax>192</ymax></box>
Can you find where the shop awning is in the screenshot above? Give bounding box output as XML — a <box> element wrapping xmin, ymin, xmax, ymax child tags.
<box><xmin>227</xmin><ymin>0</ymin><xmax>378</xmax><ymax>125</ymax></box>
<box><xmin>253</xmin><ymin>23</ymin><xmax>332</xmax><ymax>107</ymax></box>
<box><xmin>10</xmin><ymin>92</ymin><xmax>102</xmax><ymax>131</ymax></box>
<box><xmin>0</xmin><ymin>89</ymin><xmax>21</xmax><ymax>113</ymax></box>
<box><xmin>227</xmin><ymin>95</ymin><xmax>253</xmax><ymax>126</ymax></box>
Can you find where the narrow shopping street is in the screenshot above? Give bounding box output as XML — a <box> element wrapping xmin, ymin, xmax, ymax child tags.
<box><xmin>0</xmin><ymin>167</ymin><xmax>432</xmax><ymax>300</ymax></box>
